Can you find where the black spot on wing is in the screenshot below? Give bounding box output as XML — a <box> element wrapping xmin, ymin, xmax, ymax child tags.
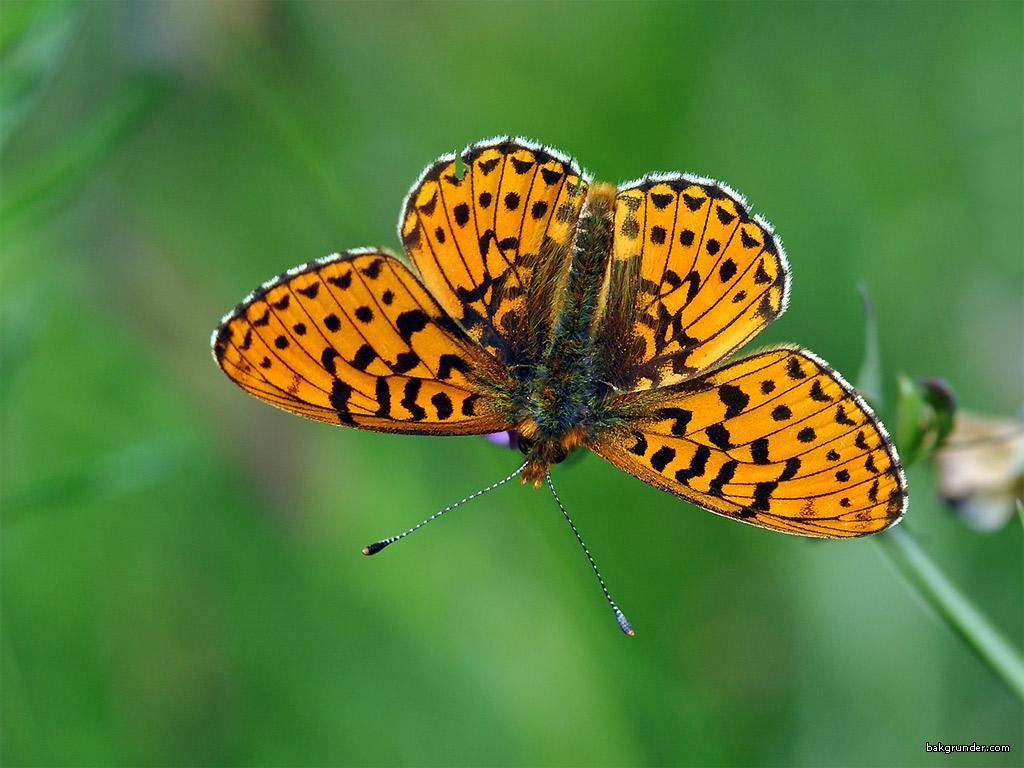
<box><xmin>754</xmin><ymin>260</ymin><xmax>771</xmax><ymax>285</ymax></box>
<box><xmin>706</xmin><ymin>424</ymin><xmax>732</xmax><ymax>450</ymax></box>
<box><xmin>375</xmin><ymin>377</ymin><xmax>390</xmax><ymax>416</ymax></box>
<box><xmin>418</xmin><ymin>190</ymin><xmax>438</xmax><ymax>215</ymax></box>
<box><xmin>718</xmin><ymin>384</ymin><xmax>748</xmax><ymax>419</ymax></box>
<box><xmin>620</xmin><ymin>217</ymin><xmax>640</xmax><ymax>239</ymax></box>
<box><xmin>431</xmin><ymin>392</ymin><xmax>453</xmax><ymax>420</ymax></box>
<box><xmin>510</xmin><ymin>157</ymin><xmax>534</xmax><ymax>174</ymax></box>
<box><xmin>751</xmin><ymin>481</ymin><xmax>777</xmax><ymax>512</ymax></box>
<box><xmin>330</xmin><ymin>380</ymin><xmax>356</xmax><ymax>425</ymax></box>
<box><xmin>401</xmin><ymin>379</ymin><xmax>426</xmax><ymax>420</ymax></box>
<box><xmin>779</xmin><ymin>457</ymin><xmax>801</xmax><ymax>481</ymax></box>
<box><xmin>683</xmin><ymin>271</ymin><xmax>700</xmax><ymax>302</ymax></box>
<box><xmin>328</xmin><ymin>272</ymin><xmax>351</xmax><ymax>289</ymax></box>
<box><xmin>682</xmin><ymin>193</ymin><xmax>705</xmax><ymax>211</ymax></box>
<box><xmin>675</xmin><ymin>445</ymin><xmax>710</xmax><ymax>481</ymax></box>
<box><xmin>396</xmin><ymin>310</ymin><xmax>430</xmax><ymax>341</ymax></box>
<box><xmin>392</xmin><ymin>351</ymin><xmax>420</xmax><ymax>374</ymax></box>
<box><xmin>809</xmin><ymin>380</ymin><xmax>832</xmax><ymax>402</ymax></box>
<box><xmin>708</xmin><ymin>460</ymin><xmax>737</xmax><ymax>496</ymax></box>
<box><xmin>787</xmin><ymin>357</ymin><xmax>806</xmax><ymax>379</ymax></box>
<box><xmin>656</xmin><ymin>407</ymin><xmax>692</xmax><ymax>436</ymax></box>
<box><xmin>740</xmin><ymin>230</ymin><xmax>761</xmax><ymax>249</ymax></box>
<box><xmin>835</xmin><ymin>405</ymin><xmax>857</xmax><ymax>425</ymax></box>
<box><xmin>649</xmin><ymin>446</ymin><xmax>676</xmax><ymax>473</ymax></box>
<box><xmin>437</xmin><ymin>353</ymin><xmax>470</xmax><ymax>380</ymax></box>
<box><xmin>351</xmin><ymin>344</ymin><xmax>376</xmax><ymax>371</ymax></box>
<box><xmin>540</xmin><ymin>167</ymin><xmax>563</xmax><ymax>185</ymax></box>
<box><xmin>750</xmin><ymin>437</ymin><xmax>770</xmax><ymax>464</ymax></box>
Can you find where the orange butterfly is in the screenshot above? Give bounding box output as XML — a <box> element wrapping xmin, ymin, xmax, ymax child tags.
<box><xmin>213</xmin><ymin>137</ymin><xmax>907</xmax><ymax>629</ymax></box>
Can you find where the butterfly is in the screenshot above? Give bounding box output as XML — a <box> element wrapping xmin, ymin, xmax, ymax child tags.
<box><xmin>212</xmin><ymin>136</ymin><xmax>906</xmax><ymax>551</ymax></box>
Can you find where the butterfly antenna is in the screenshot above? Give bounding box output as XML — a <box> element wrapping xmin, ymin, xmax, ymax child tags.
<box><xmin>546</xmin><ymin>474</ymin><xmax>634</xmax><ymax>637</ymax></box>
<box><xmin>362</xmin><ymin>461</ymin><xmax>528</xmax><ymax>555</ymax></box>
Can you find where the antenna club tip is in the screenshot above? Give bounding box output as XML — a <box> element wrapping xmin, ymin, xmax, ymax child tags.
<box><xmin>615</xmin><ymin>612</ymin><xmax>634</xmax><ymax>636</ymax></box>
<box><xmin>363</xmin><ymin>541</ymin><xmax>388</xmax><ymax>556</ymax></box>
<box><xmin>361</xmin><ymin>546</ymin><xmax>372</xmax><ymax>556</ymax></box>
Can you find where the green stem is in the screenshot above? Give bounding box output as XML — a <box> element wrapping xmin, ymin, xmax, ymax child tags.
<box><xmin>877</xmin><ymin>524</ymin><xmax>1024</xmax><ymax>702</ymax></box>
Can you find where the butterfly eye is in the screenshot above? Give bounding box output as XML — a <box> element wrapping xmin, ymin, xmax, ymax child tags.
<box><xmin>518</xmin><ymin>437</ymin><xmax>534</xmax><ymax>455</ymax></box>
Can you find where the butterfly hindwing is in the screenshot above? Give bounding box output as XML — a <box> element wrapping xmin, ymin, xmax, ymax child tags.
<box><xmin>399</xmin><ymin>137</ymin><xmax>590</xmax><ymax>363</ymax></box>
<box><xmin>590</xmin><ymin>348</ymin><xmax>906</xmax><ymax>537</ymax></box>
<box><xmin>212</xmin><ymin>250</ymin><xmax>511</xmax><ymax>435</ymax></box>
<box><xmin>604</xmin><ymin>176</ymin><xmax>789</xmax><ymax>391</ymax></box>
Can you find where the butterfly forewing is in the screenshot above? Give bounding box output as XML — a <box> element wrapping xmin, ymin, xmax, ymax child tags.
<box><xmin>590</xmin><ymin>348</ymin><xmax>906</xmax><ymax>537</ymax></box>
<box><xmin>399</xmin><ymin>138</ymin><xmax>589</xmax><ymax>363</ymax></box>
<box><xmin>213</xmin><ymin>250</ymin><xmax>511</xmax><ymax>435</ymax></box>
<box><xmin>605</xmin><ymin>177</ymin><xmax>789</xmax><ymax>391</ymax></box>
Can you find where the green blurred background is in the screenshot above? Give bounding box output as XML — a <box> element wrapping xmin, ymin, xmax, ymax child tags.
<box><xmin>2</xmin><ymin>2</ymin><xmax>1021</xmax><ymax>765</ymax></box>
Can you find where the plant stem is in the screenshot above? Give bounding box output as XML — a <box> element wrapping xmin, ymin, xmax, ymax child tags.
<box><xmin>877</xmin><ymin>524</ymin><xmax>1024</xmax><ymax>702</ymax></box>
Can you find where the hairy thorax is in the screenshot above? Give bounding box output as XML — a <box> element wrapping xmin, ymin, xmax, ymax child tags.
<box><xmin>516</xmin><ymin>183</ymin><xmax>618</xmax><ymax>486</ymax></box>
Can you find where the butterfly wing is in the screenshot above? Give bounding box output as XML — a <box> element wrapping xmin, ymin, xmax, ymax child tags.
<box><xmin>590</xmin><ymin>348</ymin><xmax>907</xmax><ymax>537</ymax></box>
<box><xmin>600</xmin><ymin>175</ymin><xmax>789</xmax><ymax>391</ymax></box>
<box><xmin>399</xmin><ymin>137</ymin><xmax>590</xmax><ymax>364</ymax></box>
<box><xmin>212</xmin><ymin>250</ymin><xmax>511</xmax><ymax>435</ymax></box>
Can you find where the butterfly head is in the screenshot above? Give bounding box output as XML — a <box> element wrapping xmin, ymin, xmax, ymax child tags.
<box><xmin>516</xmin><ymin>424</ymin><xmax>589</xmax><ymax>487</ymax></box>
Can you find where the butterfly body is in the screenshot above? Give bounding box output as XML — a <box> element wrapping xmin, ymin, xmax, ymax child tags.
<box><xmin>214</xmin><ymin>137</ymin><xmax>906</xmax><ymax>537</ymax></box>
<box><xmin>512</xmin><ymin>183</ymin><xmax>618</xmax><ymax>484</ymax></box>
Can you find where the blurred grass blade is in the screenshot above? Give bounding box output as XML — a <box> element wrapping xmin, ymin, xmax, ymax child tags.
<box><xmin>1</xmin><ymin>435</ymin><xmax>196</xmax><ymax>525</ymax></box>
<box><xmin>1</xmin><ymin>72</ymin><xmax>168</xmax><ymax>225</ymax></box>
<box><xmin>0</xmin><ymin>0</ymin><xmax>79</xmax><ymax>150</ymax></box>
<box><xmin>855</xmin><ymin>282</ymin><xmax>882</xmax><ymax>408</ymax></box>
<box><xmin>0</xmin><ymin>292</ymin><xmax>50</xmax><ymax>406</ymax></box>
<box><xmin>878</xmin><ymin>525</ymin><xmax>1024</xmax><ymax>702</ymax></box>
<box><xmin>206</xmin><ymin>43</ymin><xmax>357</xmax><ymax>232</ymax></box>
